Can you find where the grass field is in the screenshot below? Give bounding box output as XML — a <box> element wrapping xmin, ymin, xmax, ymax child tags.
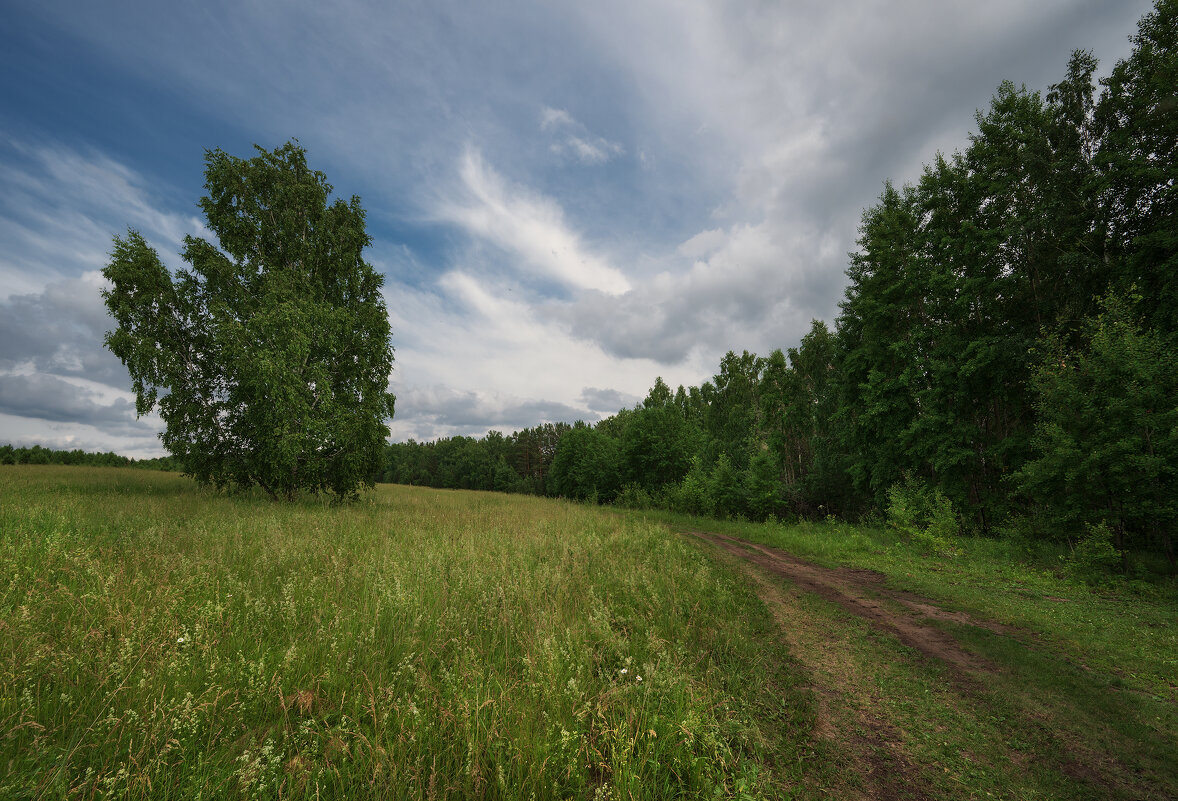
<box><xmin>1</xmin><ymin>467</ymin><xmax>809</xmax><ymax>799</ymax></box>
<box><xmin>3</xmin><ymin>467</ymin><xmax>1176</xmax><ymax>799</ymax></box>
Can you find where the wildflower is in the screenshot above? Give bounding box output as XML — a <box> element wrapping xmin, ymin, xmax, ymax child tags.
<box><xmin>619</xmin><ymin>668</ymin><xmax>627</xmax><ymax>675</ymax></box>
<box><xmin>177</xmin><ymin>635</ymin><xmax>186</xmax><ymax>644</ymax></box>
<box><xmin>636</xmin><ymin>675</ymin><xmax>642</xmax><ymax>682</ymax></box>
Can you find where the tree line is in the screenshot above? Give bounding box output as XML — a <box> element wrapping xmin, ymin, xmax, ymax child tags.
<box><xmin>0</xmin><ymin>444</ymin><xmax>178</xmax><ymax>471</ymax></box>
<box><xmin>386</xmin><ymin>0</ymin><xmax>1178</xmax><ymax>572</ymax></box>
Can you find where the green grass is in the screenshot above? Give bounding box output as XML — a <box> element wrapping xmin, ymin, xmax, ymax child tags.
<box><xmin>640</xmin><ymin>509</ymin><xmax>1178</xmax><ymax>702</ymax></box>
<box><xmin>6</xmin><ymin>467</ymin><xmax>1175</xmax><ymax>799</ymax></box>
<box><xmin>0</xmin><ymin>467</ymin><xmax>809</xmax><ymax>799</ymax></box>
<box><xmin>638</xmin><ymin>508</ymin><xmax>1178</xmax><ymax>799</ymax></box>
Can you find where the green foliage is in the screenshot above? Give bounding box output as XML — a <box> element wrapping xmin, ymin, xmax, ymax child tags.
<box><xmin>1097</xmin><ymin>0</ymin><xmax>1178</xmax><ymax>334</ymax></box>
<box><xmin>743</xmin><ymin>449</ymin><xmax>784</xmax><ymax>521</ymax></box>
<box><xmin>102</xmin><ymin>142</ymin><xmax>395</xmax><ymax>500</ymax></box>
<box><xmin>548</xmin><ymin>423</ymin><xmax>621</xmax><ymax>502</ymax></box>
<box><xmin>667</xmin><ymin>456</ymin><xmax>715</xmax><ymax>517</ymax></box>
<box><xmin>0</xmin><ymin>444</ymin><xmax>177</xmax><ymax>470</ymax></box>
<box><xmin>1067</xmin><ymin>522</ymin><xmax>1124</xmax><ymax>583</ymax></box>
<box><xmin>382</xmin><ymin>425</ymin><xmax>567</xmax><ymax>495</ymax></box>
<box><xmin>615</xmin><ymin>481</ymin><xmax>655</xmax><ymax>510</ymax></box>
<box><xmin>1018</xmin><ymin>291</ymin><xmax>1178</xmax><ymax>568</ymax></box>
<box><xmin>886</xmin><ymin>473</ymin><xmax>960</xmax><ymax>557</ymax></box>
<box><xmin>703</xmin><ymin>351</ymin><xmax>763</xmax><ymax>470</ymax></box>
<box><xmin>620</xmin><ymin>403</ymin><xmax>697</xmax><ymax>492</ymax></box>
<box><xmin>709</xmin><ymin>453</ymin><xmax>745</xmax><ymax>519</ymax></box>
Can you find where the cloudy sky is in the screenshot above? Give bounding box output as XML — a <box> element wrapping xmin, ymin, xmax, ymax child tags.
<box><xmin>0</xmin><ymin>0</ymin><xmax>1153</xmax><ymax>457</ymax></box>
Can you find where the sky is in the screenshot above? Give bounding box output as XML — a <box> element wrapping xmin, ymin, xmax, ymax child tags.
<box><xmin>0</xmin><ymin>0</ymin><xmax>1155</xmax><ymax>457</ymax></box>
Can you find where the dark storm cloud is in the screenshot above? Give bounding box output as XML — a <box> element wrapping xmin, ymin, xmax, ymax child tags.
<box><xmin>579</xmin><ymin>387</ymin><xmax>639</xmax><ymax>414</ymax></box>
<box><xmin>758</xmin><ymin>0</ymin><xmax>1156</xmax><ymax>229</ymax></box>
<box><xmin>557</xmin><ymin>222</ymin><xmax>835</xmax><ymax>364</ymax></box>
<box><xmin>547</xmin><ymin>0</ymin><xmax>1155</xmax><ymax>367</ymax></box>
<box><xmin>393</xmin><ymin>386</ymin><xmax>599</xmax><ymax>441</ymax></box>
<box><xmin>0</xmin><ymin>278</ymin><xmax>127</xmax><ymax>386</ymax></box>
<box><xmin>0</xmin><ymin>373</ymin><xmax>151</xmax><ymax>435</ymax></box>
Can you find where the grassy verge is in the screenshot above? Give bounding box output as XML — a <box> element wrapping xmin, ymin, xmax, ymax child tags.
<box><xmin>638</xmin><ymin>509</ymin><xmax>1177</xmax><ymax>702</ymax></box>
<box><xmin>0</xmin><ymin>467</ymin><xmax>811</xmax><ymax>799</ymax></box>
<box><xmin>639</xmin><ymin>508</ymin><xmax>1178</xmax><ymax>799</ymax></box>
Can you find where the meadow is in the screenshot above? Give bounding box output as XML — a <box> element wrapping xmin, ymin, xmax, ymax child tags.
<box><xmin>3</xmin><ymin>467</ymin><xmax>1176</xmax><ymax>799</ymax></box>
<box><xmin>1</xmin><ymin>467</ymin><xmax>807</xmax><ymax>799</ymax></box>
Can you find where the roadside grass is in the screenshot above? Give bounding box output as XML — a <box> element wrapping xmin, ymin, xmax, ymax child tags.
<box><xmin>1</xmin><ymin>467</ymin><xmax>812</xmax><ymax>799</ymax></box>
<box><xmin>641</xmin><ymin>508</ymin><xmax>1178</xmax><ymax>799</ymax></box>
<box><xmin>640</xmin><ymin>509</ymin><xmax>1177</xmax><ymax>702</ymax></box>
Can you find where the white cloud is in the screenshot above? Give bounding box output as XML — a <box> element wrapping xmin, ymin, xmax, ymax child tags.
<box><xmin>562</xmin><ymin>136</ymin><xmax>623</xmax><ymax>165</ymax></box>
<box><xmin>0</xmin><ymin>141</ymin><xmax>207</xmax><ymax>302</ymax></box>
<box><xmin>539</xmin><ymin>106</ymin><xmax>625</xmax><ymax>165</ymax></box>
<box><xmin>553</xmin><ymin>216</ymin><xmax>843</xmax><ymax>366</ymax></box>
<box><xmin>676</xmin><ymin>228</ymin><xmax>726</xmax><ymax>260</ymax></box>
<box><xmin>540</xmin><ymin>107</ymin><xmax>576</xmax><ymax>131</ymax></box>
<box><xmin>0</xmin><ymin>412</ymin><xmax>164</xmax><ymax>458</ymax></box>
<box><xmin>383</xmin><ymin>270</ymin><xmax>704</xmax><ymax>442</ymax></box>
<box><xmin>433</xmin><ymin>148</ymin><xmax>631</xmax><ymax>295</ymax></box>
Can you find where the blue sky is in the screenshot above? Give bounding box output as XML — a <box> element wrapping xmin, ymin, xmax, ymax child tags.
<box><xmin>0</xmin><ymin>0</ymin><xmax>1154</xmax><ymax>456</ymax></box>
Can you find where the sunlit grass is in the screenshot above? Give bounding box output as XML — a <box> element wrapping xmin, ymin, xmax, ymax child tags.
<box><xmin>0</xmin><ymin>467</ymin><xmax>807</xmax><ymax>799</ymax></box>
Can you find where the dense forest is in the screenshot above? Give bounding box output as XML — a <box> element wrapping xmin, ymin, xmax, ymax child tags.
<box><xmin>384</xmin><ymin>1</ymin><xmax>1178</xmax><ymax>571</ymax></box>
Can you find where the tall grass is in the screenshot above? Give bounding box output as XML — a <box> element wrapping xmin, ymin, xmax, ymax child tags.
<box><xmin>0</xmin><ymin>467</ymin><xmax>806</xmax><ymax>799</ymax></box>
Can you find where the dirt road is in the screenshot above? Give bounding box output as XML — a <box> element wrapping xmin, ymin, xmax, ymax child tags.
<box><xmin>683</xmin><ymin>529</ymin><xmax>1004</xmax><ymax>800</ymax></box>
<box><xmin>686</xmin><ymin>530</ymin><xmax>1016</xmax><ymax>678</ymax></box>
<box><xmin>684</xmin><ymin>528</ymin><xmax>1173</xmax><ymax>800</ymax></box>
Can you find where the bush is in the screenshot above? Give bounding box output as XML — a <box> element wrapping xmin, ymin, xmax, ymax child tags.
<box><xmin>743</xmin><ymin>449</ymin><xmax>785</xmax><ymax>521</ymax></box>
<box><xmin>886</xmin><ymin>473</ymin><xmax>959</xmax><ymax>556</ymax></box>
<box><xmin>615</xmin><ymin>482</ymin><xmax>654</xmax><ymax>510</ymax></box>
<box><xmin>667</xmin><ymin>457</ymin><xmax>714</xmax><ymax>516</ymax></box>
<box><xmin>710</xmin><ymin>454</ymin><xmax>745</xmax><ymax>519</ymax></box>
<box><xmin>1067</xmin><ymin>521</ymin><xmax>1123</xmax><ymax>583</ymax></box>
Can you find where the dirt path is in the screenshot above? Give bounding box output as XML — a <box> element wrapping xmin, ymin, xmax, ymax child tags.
<box><xmin>683</xmin><ymin>529</ymin><xmax>1015</xmax><ymax>800</ymax></box>
<box><xmin>684</xmin><ymin>528</ymin><xmax>1172</xmax><ymax>800</ymax></box>
<box><xmin>687</xmin><ymin>530</ymin><xmax>1011</xmax><ymax>679</ymax></box>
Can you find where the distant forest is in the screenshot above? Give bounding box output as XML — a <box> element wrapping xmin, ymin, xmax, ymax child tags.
<box><xmin>385</xmin><ymin>1</ymin><xmax>1178</xmax><ymax>570</ymax></box>
<box><xmin>0</xmin><ymin>444</ymin><xmax>178</xmax><ymax>471</ymax></box>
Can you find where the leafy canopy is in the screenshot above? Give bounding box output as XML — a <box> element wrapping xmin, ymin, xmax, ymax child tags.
<box><xmin>102</xmin><ymin>141</ymin><xmax>395</xmax><ymax>500</ymax></box>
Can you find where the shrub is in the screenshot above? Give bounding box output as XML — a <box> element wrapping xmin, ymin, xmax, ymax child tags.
<box><xmin>668</xmin><ymin>457</ymin><xmax>715</xmax><ymax>516</ymax></box>
<box><xmin>615</xmin><ymin>482</ymin><xmax>654</xmax><ymax>510</ymax></box>
<box><xmin>886</xmin><ymin>473</ymin><xmax>959</xmax><ymax>556</ymax></box>
<box><xmin>1067</xmin><ymin>521</ymin><xmax>1123</xmax><ymax>583</ymax></box>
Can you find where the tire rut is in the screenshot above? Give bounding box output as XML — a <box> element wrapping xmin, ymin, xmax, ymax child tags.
<box><xmin>683</xmin><ymin>530</ymin><xmax>949</xmax><ymax>800</ymax></box>
<box><xmin>686</xmin><ymin>529</ymin><xmax>1005</xmax><ymax>680</ymax></box>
